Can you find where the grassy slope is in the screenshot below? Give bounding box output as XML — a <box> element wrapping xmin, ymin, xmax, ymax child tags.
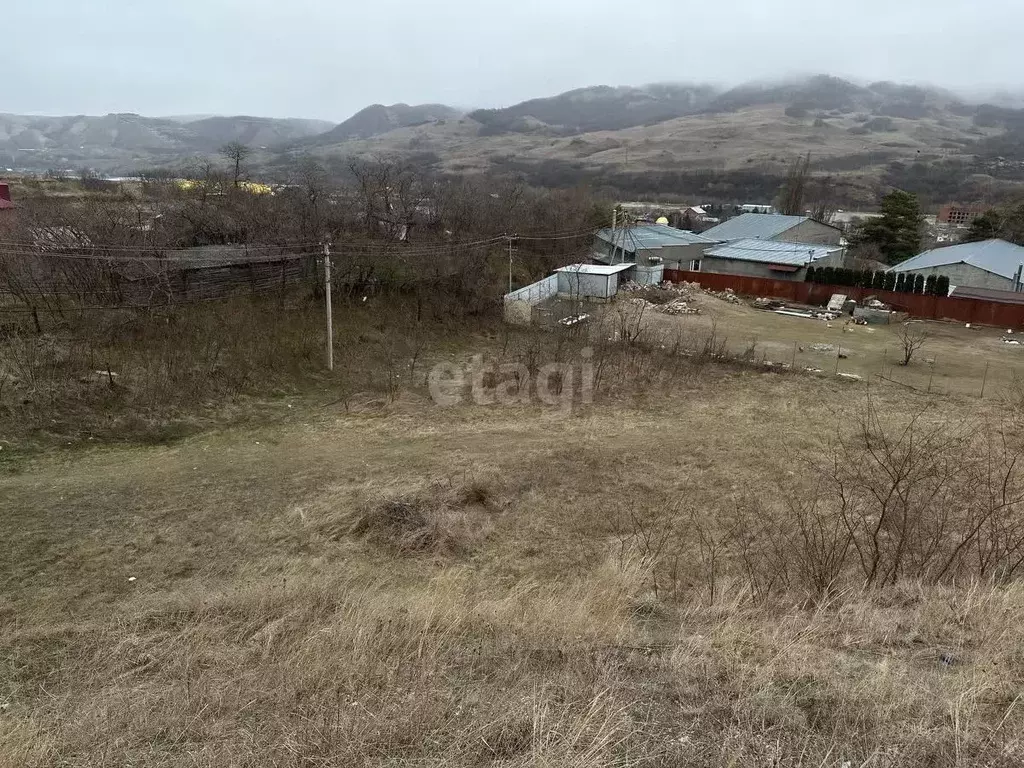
<box><xmin>318</xmin><ymin>106</ymin><xmax>1000</xmax><ymax>176</ymax></box>
<box><xmin>3</xmin><ymin>366</ymin><xmax>1023</xmax><ymax>766</ymax></box>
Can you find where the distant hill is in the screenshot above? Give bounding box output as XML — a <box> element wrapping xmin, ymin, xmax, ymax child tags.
<box><xmin>297</xmin><ymin>75</ymin><xmax>1024</xmax><ymax>209</ymax></box>
<box><xmin>0</xmin><ymin>113</ymin><xmax>188</xmax><ymax>153</ymax></box>
<box><xmin>461</xmin><ymin>77</ymin><xmax>978</xmax><ymax>138</ymax></box>
<box><xmin>5</xmin><ymin>75</ymin><xmax>1024</xmax><ymax>209</ymax></box>
<box><xmin>0</xmin><ymin>113</ymin><xmax>335</xmax><ymax>170</ymax></box>
<box><xmin>309</xmin><ymin>104</ymin><xmax>462</xmax><ymax>144</ymax></box>
<box><xmin>468</xmin><ymin>84</ymin><xmax>718</xmax><ymax>135</ymax></box>
<box><xmin>184</xmin><ymin>116</ymin><xmax>335</xmax><ymax>149</ymax></box>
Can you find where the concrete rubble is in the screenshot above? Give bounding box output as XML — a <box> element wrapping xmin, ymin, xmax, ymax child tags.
<box><xmin>619</xmin><ymin>281</ymin><xmax>702</xmax><ymax>315</ymax></box>
<box><xmin>657</xmin><ymin>299</ymin><xmax>701</xmax><ymax>316</ymax></box>
<box><xmin>559</xmin><ymin>314</ymin><xmax>590</xmax><ymax>327</ymax></box>
<box><xmin>709</xmin><ymin>287</ymin><xmax>742</xmax><ymax>304</ymax></box>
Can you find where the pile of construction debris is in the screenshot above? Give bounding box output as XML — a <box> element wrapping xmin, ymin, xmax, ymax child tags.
<box><xmin>624</xmin><ymin>295</ymin><xmax>701</xmax><ymax>316</ymax></box>
<box><xmin>657</xmin><ymin>299</ymin><xmax>701</xmax><ymax>316</ymax></box>
<box><xmin>708</xmin><ymin>287</ymin><xmax>742</xmax><ymax>304</ymax></box>
<box><xmin>618</xmin><ymin>281</ymin><xmax>649</xmax><ymax>294</ymax></box>
<box><xmin>619</xmin><ymin>281</ymin><xmax>702</xmax><ymax>315</ymax></box>
<box><xmin>753</xmin><ymin>297</ymin><xmax>786</xmax><ymax>310</ymax></box>
<box><xmin>656</xmin><ymin>279</ymin><xmax>742</xmax><ymax>305</ymax></box>
<box><xmin>774</xmin><ymin>307</ymin><xmax>842</xmax><ymax>321</ymax></box>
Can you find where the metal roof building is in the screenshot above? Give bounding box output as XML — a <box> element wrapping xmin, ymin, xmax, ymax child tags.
<box><xmin>595</xmin><ymin>224</ymin><xmax>720</xmax><ymax>253</ymax></box>
<box><xmin>695</xmin><ymin>238</ymin><xmax>846</xmax><ymax>280</ymax></box>
<box><xmin>701</xmin><ymin>213</ymin><xmax>812</xmax><ymax>241</ymax></box>
<box><xmin>704</xmin><ymin>239</ymin><xmax>843</xmax><ymax>267</ymax></box>
<box><xmin>949</xmin><ymin>285</ymin><xmax>1024</xmax><ymax>305</ymax></box>
<box><xmin>592</xmin><ymin>224</ymin><xmax>721</xmax><ymax>286</ymax></box>
<box><xmin>555</xmin><ymin>263</ymin><xmax>635</xmax><ymax>300</ymax></box>
<box><xmin>889</xmin><ymin>239</ymin><xmax>1024</xmax><ymax>281</ymax></box>
<box><xmin>700</xmin><ymin>213</ymin><xmax>843</xmax><ymax>246</ymax></box>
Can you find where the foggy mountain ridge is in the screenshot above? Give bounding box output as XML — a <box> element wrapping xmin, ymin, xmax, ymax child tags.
<box><xmin>4</xmin><ymin>75</ymin><xmax>1024</xmax><ymax>185</ymax></box>
<box><xmin>309</xmin><ymin>104</ymin><xmax>463</xmax><ymax>144</ymax></box>
<box><xmin>466</xmin><ymin>76</ymin><xmax>1002</xmax><ymax>136</ymax></box>
<box><xmin>0</xmin><ymin>112</ymin><xmax>335</xmax><ymax>159</ymax></box>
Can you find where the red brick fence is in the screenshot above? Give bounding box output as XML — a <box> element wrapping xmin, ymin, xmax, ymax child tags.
<box><xmin>663</xmin><ymin>269</ymin><xmax>1024</xmax><ymax>328</ymax></box>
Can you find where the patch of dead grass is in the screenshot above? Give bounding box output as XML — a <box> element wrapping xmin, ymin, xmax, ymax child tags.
<box><xmin>3</xmin><ymin>367</ymin><xmax>1024</xmax><ymax>765</ymax></box>
<box><xmin>345</xmin><ymin>479</ymin><xmax>497</xmax><ymax>555</ymax></box>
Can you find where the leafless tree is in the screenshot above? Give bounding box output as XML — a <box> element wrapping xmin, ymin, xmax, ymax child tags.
<box><xmin>348</xmin><ymin>156</ymin><xmax>427</xmax><ymax>241</ymax></box>
<box><xmin>777</xmin><ymin>152</ymin><xmax>811</xmax><ymax>216</ymax></box>
<box><xmin>809</xmin><ymin>176</ymin><xmax>838</xmax><ymax>224</ymax></box>
<box><xmin>897</xmin><ymin>322</ymin><xmax>929</xmax><ymax>365</ymax></box>
<box><xmin>220</xmin><ymin>141</ymin><xmax>252</xmax><ymax>188</ymax></box>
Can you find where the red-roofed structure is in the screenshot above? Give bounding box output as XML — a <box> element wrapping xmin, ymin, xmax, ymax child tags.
<box><xmin>0</xmin><ymin>182</ymin><xmax>14</xmax><ymax>210</ymax></box>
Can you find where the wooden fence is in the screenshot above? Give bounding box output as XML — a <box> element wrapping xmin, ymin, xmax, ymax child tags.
<box><xmin>663</xmin><ymin>269</ymin><xmax>1024</xmax><ymax>328</ymax></box>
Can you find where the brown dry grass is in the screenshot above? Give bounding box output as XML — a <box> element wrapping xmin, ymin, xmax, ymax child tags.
<box><xmin>636</xmin><ymin>289</ymin><xmax>1024</xmax><ymax>399</ymax></box>
<box><xmin>3</xmin><ymin>353</ymin><xmax>1024</xmax><ymax>766</ymax></box>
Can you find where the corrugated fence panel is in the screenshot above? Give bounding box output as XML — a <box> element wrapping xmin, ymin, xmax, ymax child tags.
<box><xmin>663</xmin><ymin>270</ymin><xmax>1024</xmax><ymax>328</ymax></box>
<box><xmin>504</xmin><ymin>274</ymin><xmax>559</xmax><ymax>305</ymax></box>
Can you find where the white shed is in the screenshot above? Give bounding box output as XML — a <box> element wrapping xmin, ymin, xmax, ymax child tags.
<box><xmin>556</xmin><ymin>263</ymin><xmax>635</xmax><ymax>300</ymax></box>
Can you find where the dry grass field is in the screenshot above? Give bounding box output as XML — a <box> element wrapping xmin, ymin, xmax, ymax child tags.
<box><xmin>633</xmin><ymin>289</ymin><xmax>1024</xmax><ymax>400</ymax></box>
<box><xmin>4</xmin><ymin>327</ymin><xmax>1024</xmax><ymax>767</ymax></box>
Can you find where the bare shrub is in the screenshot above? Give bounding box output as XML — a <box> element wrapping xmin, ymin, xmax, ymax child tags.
<box><xmin>613</xmin><ymin>299</ymin><xmax>648</xmax><ymax>345</ymax></box>
<box><xmin>897</xmin><ymin>321</ymin><xmax>930</xmax><ymax>365</ymax></box>
<box><xmin>694</xmin><ymin>318</ymin><xmax>728</xmax><ymax>363</ymax></box>
<box><xmin>682</xmin><ymin>402</ymin><xmax>1024</xmax><ymax>601</ymax></box>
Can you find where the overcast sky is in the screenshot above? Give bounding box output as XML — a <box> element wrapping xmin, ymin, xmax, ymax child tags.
<box><xmin>4</xmin><ymin>0</ymin><xmax>1023</xmax><ymax>121</ymax></box>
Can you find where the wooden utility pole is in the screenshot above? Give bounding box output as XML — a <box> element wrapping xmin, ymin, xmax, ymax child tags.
<box><xmin>508</xmin><ymin>235</ymin><xmax>514</xmax><ymax>295</ymax></box>
<box><xmin>323</xmin><ymin>242</ymin><xmax>333</xmax><ymax>371</ymax></box>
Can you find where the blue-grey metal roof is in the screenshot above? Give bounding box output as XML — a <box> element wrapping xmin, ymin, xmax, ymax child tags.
<box><xmin>700</xmin><ymin>213</ymin><xmax>814</xmax><ymax>242</ymax></box>
<box><xmin>595</xmin><ymin>224</ymin><xmax>720</xmax><ymax>252</ymax></box>
<box><xmin>949</xmin><ymin>285</ymin><xmax>1024</xmax><ymax>304</ymax></box>
<box><xmin>704</xmin><ymin>239</ymin><xmax>843</xmax><ymax>266</ymax></box>
<box><xmin>889</xmin><ymin>239</ymin><xmax>1024</xmax><ymax>280</ymax></box>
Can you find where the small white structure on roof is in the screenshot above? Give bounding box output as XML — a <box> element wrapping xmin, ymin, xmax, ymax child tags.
<box><xmin>556</xmin><ymin>263</ymin><xmax>635</xmax><ymax>300</ymax></box>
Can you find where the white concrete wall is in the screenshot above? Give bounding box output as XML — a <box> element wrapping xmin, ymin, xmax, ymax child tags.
<box><xmin>632</xmin><ymin>264</ymin><xmax>665</xmax><ymax>285</ymax></box>
<box><xmin>557</xmin><ymin>270</ymin><xmax>616</xmax><ymax>299</ymax></box>
<box><xmin>653</xmin><ymin>243</ymin><xmax>708</xmax><ymax>270</ymax></box>
<box><xmin>503</xmin><ymin>274</ymin><xmax>559</xmax><ymax>325</ymax></box>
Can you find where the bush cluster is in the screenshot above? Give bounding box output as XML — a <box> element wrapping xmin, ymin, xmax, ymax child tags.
<box><xmin>805</xmin><ymin>266</ymin><xmax>949</xmax><ymax>296</ymax></box>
